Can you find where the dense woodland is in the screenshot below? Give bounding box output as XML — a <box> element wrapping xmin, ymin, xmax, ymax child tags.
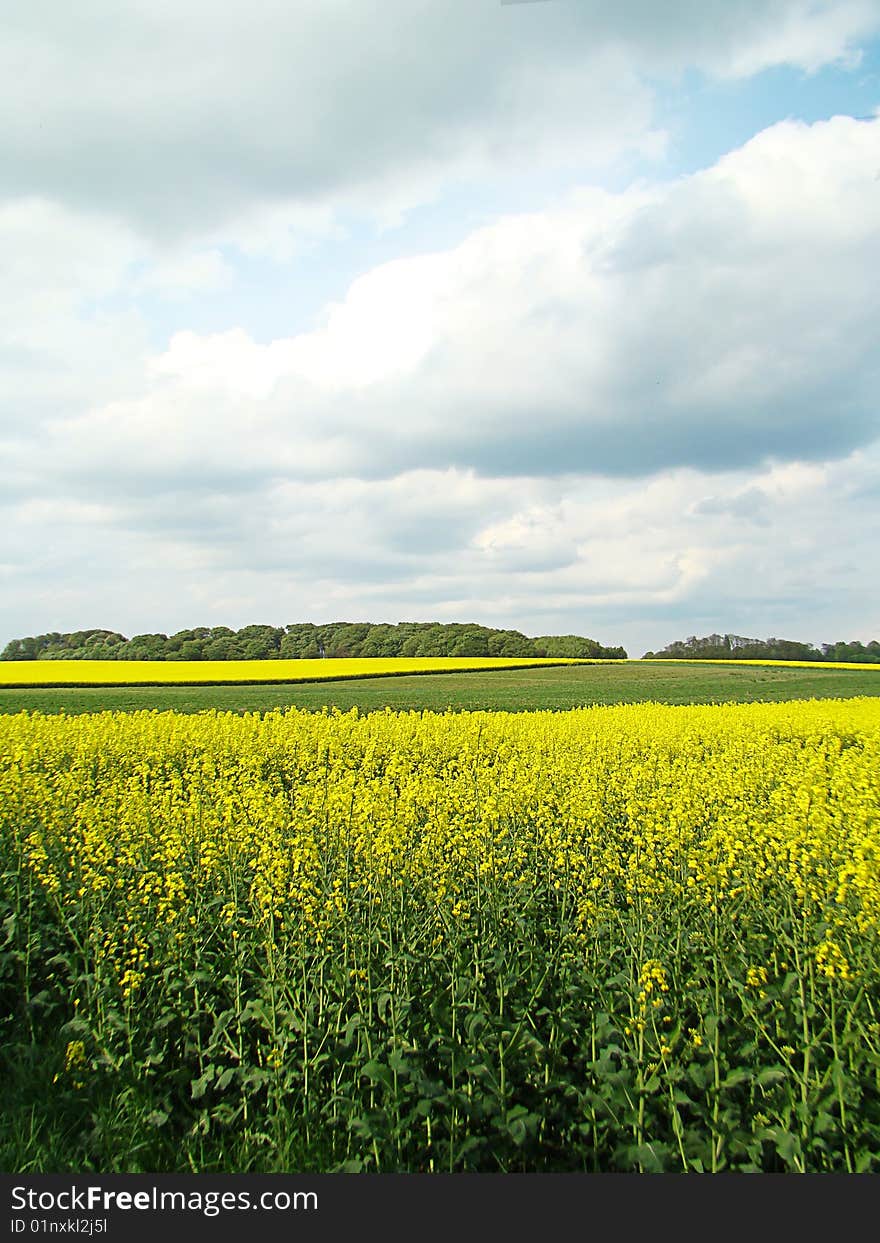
<box><xmin>643</xmin><ymin>632</ymin><xmax>880</xmax><ymax>663</ymax></box>
<box><xmin>7</xmin><ymin>626</ymin><xmax>877</xmax><ymax>665</ymax></box>
<box><xmin>1</xmin><ymin>622</ymin><xmax>627</xmax><ymax>662</ymax></box>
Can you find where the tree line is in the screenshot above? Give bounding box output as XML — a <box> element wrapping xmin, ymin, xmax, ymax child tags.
<box><xmin>643</xmin><ymin>632</ymin><xmax>880</xmax><ymax>663</ymax></box>
<box><xmin>1</xmin><ymin>622</ymin><xmax>627</xmax><ymax>662</ymax></box>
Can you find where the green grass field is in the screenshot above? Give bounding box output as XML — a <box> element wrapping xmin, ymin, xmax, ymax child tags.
<box><xmin>1</xmin><ymin>659</ymin><xmax>878</xmax><ymax>715</ymax></box>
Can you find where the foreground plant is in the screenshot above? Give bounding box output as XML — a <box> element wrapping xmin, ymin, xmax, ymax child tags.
<box><xmin>1</xmin><ymin>698</ymin><xmax>878</xmax><ymax>1171</ymax></box>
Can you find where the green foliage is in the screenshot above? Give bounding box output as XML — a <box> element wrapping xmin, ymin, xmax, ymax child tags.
<box><xmin>2</xmin><ymin>629</ymin><xmax>128</xmax><ymax>661</ymax></box>
<box><xmin>4</xmin><ymin>850</ymin><xmax>880</xmax><ymax>1172</ymax></box>
<box><xmin>2</xmin><ymin>622</ymin><xmax>627</xmax><ymax>662</ymax></box>
<box><xmin>822</xmin><ymin>639</ymin><xmax>880</xmax><ymax>663</ymax></box>
<box><xmin>648</xmin><ymin>633</ymin><xmax>879</xmax><ymax>663</ymax></box>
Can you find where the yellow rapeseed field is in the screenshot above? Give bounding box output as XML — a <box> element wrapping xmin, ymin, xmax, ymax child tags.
<box><xmin>2</xmin><ymin>696</ymin><xmax>879</xmax><ymax>1172</ymax></box>
<box><xmin>0</xmin><ymin>656</ymin><xmax>591</xmax><ymax>686</ymax></box>
<box><xmin>644</xmin><ymin>658</ymin><xmax>880</xmax><ymax>671</ymax></box>
<box><xmin>2</xmin><ymin>656</ymin><xmax>875</xmax><ymax>690</ymax></box>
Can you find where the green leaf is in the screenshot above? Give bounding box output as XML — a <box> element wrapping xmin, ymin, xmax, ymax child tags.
<box><xmin>829</xmin><ymin>1060</ymin><xmax>848</xmax><ymax>1093</ymax></box>
<box><xmin>622</xmin><ymin>1143</ymin><xmax>666</xmax><ymax>1173</ymax></box>
<box><xmin>59</xmin><ymin>1016</ymin><xmax>91</xmax><ymax>1038</ymax></box>
<box><xmin>210</xmin><ymin>1101</ymin><xmax>244</xmax><ymax>1126</ymax></box>
<box><xmin>773</xmin><ymin>1129</ymin><xmax>802</xmax><ymax>1168</ymax></box>
<box><xmin>781</xmin><ymin>972</ymin><xmax>799</xmax><ymax>998</ymax></box>
<box><xmin>687</xmin><ymin>1062</ymin><xmax>712</xmax><ymax>1089</ymax></box>
<box><xmin>388</xmin><ymin>1048</ymin><xmax>411</xmax><ymax>1077</ymax></box>
<box><xmin>361</xmin><ymin>1060</ymin><xmax>393</xmax><ymax>1088</ymax></box>
<box><xmin>344</xmin><ymin>1014</ymin><xmax>363</xmax><ymax>1043</ymax></box>
<box><xmin>813</xmin><ymin>1110</ymin><xmax>836</xmax><ymax>1137</ymax></box>
<box><xmin>755</xmin><ymin>1067</ymin><xmax>786</xmax><ymax>1087</ymax></box>
<box><xmin>191</xmin><ymin>1074</ymin><xmax>210</xmax><ymax>1101</ymax></box>
<box><xmin>721</xmin><ymin>1067</ymin><xmax>751</xmax><ymax>1089</ymax></box>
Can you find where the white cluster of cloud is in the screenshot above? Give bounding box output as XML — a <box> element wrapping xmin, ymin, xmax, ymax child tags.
<box><xmin>2</xmin><ymin>0</ymin><xmax>879</xmax><ymax>655</ymax></box>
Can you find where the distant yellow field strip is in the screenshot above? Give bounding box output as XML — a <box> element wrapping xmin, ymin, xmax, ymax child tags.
<box><xmin>0</xmin><ymin>656</ymin><xmax>596</xmax><ymax>687</ymax></box>
<box><xmin>638</xmin><ymin>658</ymin><xmax>880</xmax><ymax>671</ymax></box>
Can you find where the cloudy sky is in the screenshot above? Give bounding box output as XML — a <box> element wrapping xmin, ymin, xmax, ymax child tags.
<box><xmin>2</xmin><ymin>0</ymin><xmax>879</xmax><ymax>658</ymax></box>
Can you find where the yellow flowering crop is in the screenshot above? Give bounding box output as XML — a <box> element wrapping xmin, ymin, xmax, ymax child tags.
<box><xmin>640</xmin><ymin>658</ymin><xmax>880</xmax><ymax>671</ymax></box>
<box><xmin>0</xmin><ymin>656</ymin><xmax>593</xmax><ymax>687</ymax></box>
<box><xmin>3</xmin><ymin>695</ymin><xmax>878</xmax><ymax>955</ymax></box>
<box><xmin>2</xmin><ymin>695</ymin><xmax>879</xmax><ymax>1172</ymax></box>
